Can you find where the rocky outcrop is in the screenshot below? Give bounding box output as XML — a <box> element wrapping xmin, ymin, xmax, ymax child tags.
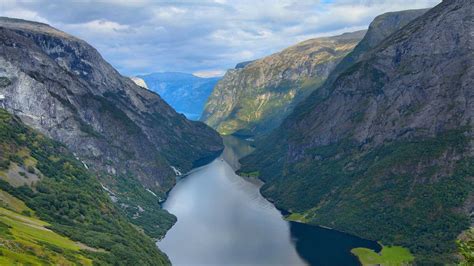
<box><xmin>240</xmin><ymin>1</ymin><xmax>473</xmax><ymax>263</ymax></box>
<box><xmin>0</xmin><ymin>17</ymin><xmax>223</xmax><ymax>237</ymax></box>
<box><xmin>130</xmin><ymin>76</ymin><xmax>149</xmax><ymax>89</ymax></box>
<box><xmin>201</xmin><ymin>30</ymin><xmax>366</xmax><ymax>136</ymax></box>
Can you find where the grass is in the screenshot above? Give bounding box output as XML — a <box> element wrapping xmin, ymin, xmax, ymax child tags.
<box><xmin>0</xmin><ymin>191</ymin><xmax>95</xmax><ymax>265</ymax></box>
<box><xmin>0</xmin><ymin>209</ymin><xmax>79</xmax><ymax>250</ymax></box>
<box><xmin>285</xmin><ymin>212</ymin><xmax>309</xmax><ymax>223</ymax></box>
<box><xmin>237</xmin><ymin>170</ymin><xmax>260</xmax><ymax>178</ymax></box>
<box><xmin>0</xmin><ymin>190</ymin><xmax>32</xmax><ymax>214</ymax></box>
<box><xmin>351</xmin><ymin>246</ymin><xmax>414</xmax><ymax>266</ymax></box>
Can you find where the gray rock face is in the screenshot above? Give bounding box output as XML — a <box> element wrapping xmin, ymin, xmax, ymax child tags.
<box><xmin>240</xmin><ymin>0</ymin><xmax>473</xmax><ymax>263</ymax></box>
<box><xmin>0</xmin><ymin>17</ymin><xmax>223</xmax><ymax>194</ymax></box>
<box><xmin>289</xmin><ymin>3</ymin><xmax>472</xmax><ymax>149</ymax></box>
<box><xmin>325</xmin><ymin>8</ymin><xmax>429</xmax><ymax>86</ymax></box>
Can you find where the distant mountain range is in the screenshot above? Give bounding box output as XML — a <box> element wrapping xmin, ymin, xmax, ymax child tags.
<box><xmin>137</xmin><ymin>72</ymin><xmax>220</xmax><ymax>120</ymax></box>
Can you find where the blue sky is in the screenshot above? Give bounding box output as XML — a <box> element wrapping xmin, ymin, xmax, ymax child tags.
<box><xmin>1</xmin><ymin>0</ymin><xmax>440</xmax><ymax>77</ymax></box>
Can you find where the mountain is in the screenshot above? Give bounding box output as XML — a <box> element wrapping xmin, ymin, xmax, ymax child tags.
<box><xmin>201</xmin><ymin>30</ymin><xmax>366</xmax><ymax>136</ymax></box>
<box><xmin>240</xmin><ymin>1</ymin><xmax>473</xmax><ymax>264</ymax></box>
<box><xmin>0</xmin><ymin>109</ymin><xmax>169</xmax><ymax>264</ymax></box>
<box><xmin>235</xmin><ymin>60</ymin><xmax>255</xmax><ymax>69</ymax></box>
<box><xmin>0</xmin><ymin>17</ymin><xmax>223</xmax><ymax>240</ymax></box>
<box><xmin>138</xmin><ymin>72</ymin><xmax>220</xmax><ymax>120</ymax></box>
<box><xmin>323</xmin><ymin>8</ymin><xmax>429</xmax><ymax>87</ymax></box>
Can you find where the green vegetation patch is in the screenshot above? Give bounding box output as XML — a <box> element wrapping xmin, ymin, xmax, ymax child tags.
<box><xmin>240</xmin><ymin>127</ymin><xmax>473</xmax><ymax>264</ymax></box>
<box><xmin>457</xmin><ymin>227</ymin><xmax>474</xmax><ymax>265</ymax></box>
<box><xmin>0</xmin><ymin>190</ymin><xmax>31</xmax><ymax>214</ymax></box>
<box><xmin>237</xmin><ymin>170</ymin><xmax>260</xmax><ymax>178</ymax></box>
<box><xmin>0</xmin><ymin>108</ymin><xmax>170</xmax><ymax>265</ymax></box>
<box><xmin>285</xmin><ymin>212</ymin><xmax>309</xmax><ymax>223</ymax></box>
<box><xmin>351</xmin><ymin>246</ymin><xmax>414</xmax><ymax>266</ymax></box>
<box><xmin>109</xmin><ymin>174</ymin><xmax>176</xmax><ymax>239</ymax></box>
<box><xmin>0</xmin><ymin>193</ymin><xmax>94</xmax><ymax>265</ymax></box>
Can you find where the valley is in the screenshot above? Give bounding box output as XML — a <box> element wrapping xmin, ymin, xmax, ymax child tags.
<box><xmin>158</xmin><ymin>136</ymin><xmax>383</xmax><ymax>266</ymax></box>
<box><xmin>0</xmin><ymin>0</ymin><xmax>472</xmax><ymax>265</ymax></box>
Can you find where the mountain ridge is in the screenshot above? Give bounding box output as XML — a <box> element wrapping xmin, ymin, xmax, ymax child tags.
<box><xmin>0</xmin><ymin>16</ymin><xmax>223</xmax><ymax>240</ymax></box>
<box><xmin>201</xmin><ymin>30</ymin><xmax>366</xmax><ymax>136</ymax></box>
<box><xmin>239</xmin><ymin>0</ymin><xmax>473</xmax><ymax>263</ymax></box>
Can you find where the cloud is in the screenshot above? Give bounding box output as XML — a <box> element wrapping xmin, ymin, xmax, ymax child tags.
<box><xmin>62</xmin><ymin>20</ymin><xmax>134</xmax><ymax>41</ymax></box>
<box><xmin>0</xmin><ymin>0</ymin><xmax>441</xmax><ymax>76</ymax></box>
<box><xmin>193</xmin><ymin>70</ymin><xmax>226</xmax><ymax>78</ymax></box>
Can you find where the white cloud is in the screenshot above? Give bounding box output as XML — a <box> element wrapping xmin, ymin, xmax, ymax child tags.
<box><xmin>1</xmin><ymin>8</ymin><xmax>50</xmax><ymax>24</ymax></box>
<box><xmin>0</xmin><ymin>0</ymin><xmax>441</xmax><ymax>75</ymax></box>
<box><xmin>64</xmin><ymin>20</ymin><xmax>133</xmax><ymax>36</ymax></box>
<box><xmin>193</xmin><ymin>70</ymin><xmax>226</xmax><ymax>78</ymax></box>
<box><xmin>152</xmin><ymin>6</ymin><xmax>188</xmax><ymax>22</ymax></box>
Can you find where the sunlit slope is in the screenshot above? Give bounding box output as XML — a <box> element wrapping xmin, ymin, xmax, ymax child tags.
<box><xmin>202</xmin><ymin>31</ymin><xmax>365</xmax><ymax>136</ymax></box>
<box><xmin>0</xmin><ymin>190</ymin><xmax>95</xmax><ymax>265</ymax></box>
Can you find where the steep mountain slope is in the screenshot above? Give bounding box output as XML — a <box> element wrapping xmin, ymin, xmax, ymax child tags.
<box><xmin>138</xmin><ymin>72</ymin><xmax>220</xmax><ymax>120</ymax></box>
<box><xmin>324</xmin><ymin>8</ymin><xmax>428</xmax><ymax>87</ymax></box>
<box><xmin>240</xmin><ymin>0</ymin><xmax>473</xmax><ymax>263</ymax></box>
<box><xmin>0</xmin><ymin>17</ymin><xmax>223</xmax><ymax>238</ymax></box>
<box><xmin>0</xmin><ymin>109</ymin><xmax>169</xmax><ymax>265</ymax></box>
<box><xmin>201</xmin><ymin>30</ymin><xmax>366</xmax><ymax>136</ymax></box>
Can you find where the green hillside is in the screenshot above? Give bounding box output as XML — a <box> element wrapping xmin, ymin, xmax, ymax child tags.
<box><xmin>0</xmin><ymin>109</ymin><xmax>169</xmax><ymax>265</ymax></box>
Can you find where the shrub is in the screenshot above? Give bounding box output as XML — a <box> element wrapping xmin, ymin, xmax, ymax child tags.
<box><xmin>27</xmin><ymin>166</ymin><xmax>35</xmax><ymax>174</ymax></box>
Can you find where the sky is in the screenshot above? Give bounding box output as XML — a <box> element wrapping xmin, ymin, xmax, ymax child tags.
<box><xmin>0</xmin><ymin>0</ymin><xmax>440</xmax><ymax>77</ymax></box>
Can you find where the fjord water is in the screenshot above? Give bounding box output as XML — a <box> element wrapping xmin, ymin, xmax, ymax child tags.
<box><xmin>158</xmin><ymin>136</ymin><xmax>380</xmax><ymax>265</ymax></box>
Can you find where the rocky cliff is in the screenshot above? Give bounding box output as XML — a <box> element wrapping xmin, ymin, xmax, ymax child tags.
<box><xmin>201</xmin><ymin>30</ymin><xmax>366</xmax><ymax>136</ymax></box>
<box><xmin>0</xmin><ymin>17</ymin><xmax>223</xmax><ymax>238</ymax></box>
<box><xmin>240</xmin><ymin>1</ymin><xmax>473</xmax><ymax>263</ymax></box>
<box><xmin>324</xmin><ymin>8</ymin><xmax>429</xmax><ymax>86</ymax></box>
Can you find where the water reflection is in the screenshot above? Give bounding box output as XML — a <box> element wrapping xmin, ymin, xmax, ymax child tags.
<box><xmin>290</xmin><ymin>222</ymin><xmax>381</xmax><ymax>266</ymax></box>
<box><xmin>158</xmin><ymin>158</ymin><xmax>305</xmax><ymax>265</ymax></box>
<box><xmin>222</xmin><ymin>135</ymin><xmax>255</xmax><ymax>170</ymax></box>
<box><xmin>158</xmin><ymin>136</ymin><xmax>381</xmax><ymax>266</ymax></box>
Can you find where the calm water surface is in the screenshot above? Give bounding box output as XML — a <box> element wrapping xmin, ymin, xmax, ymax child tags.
<box><xmin>158</xmin><ymin>136</ymin><xmax>380</xmax><ymax>265</ymax></box>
